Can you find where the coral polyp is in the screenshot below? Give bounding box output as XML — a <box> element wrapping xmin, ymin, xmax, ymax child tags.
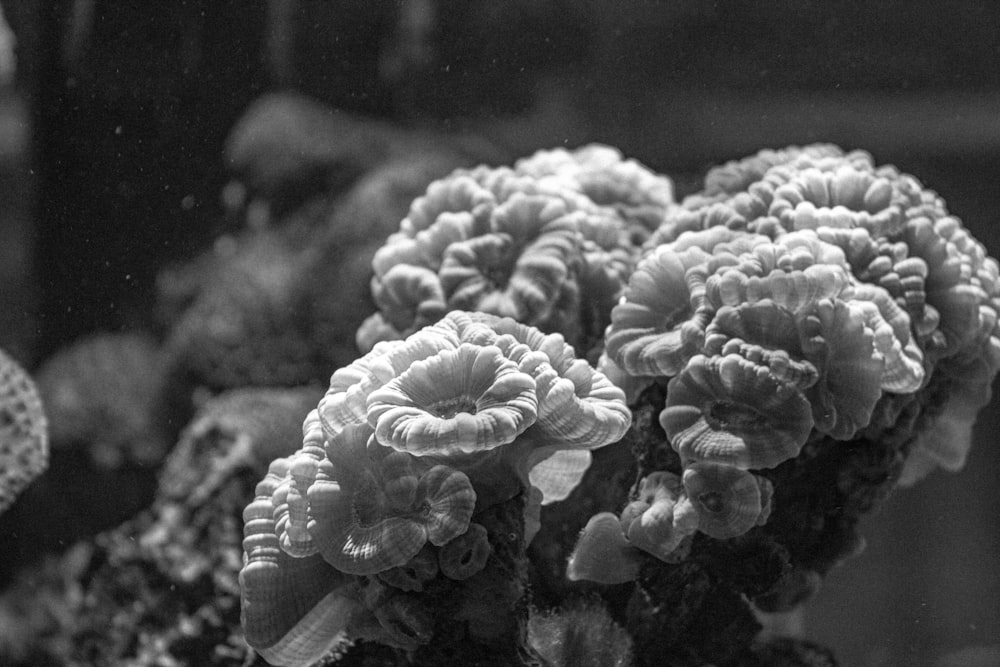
<box><xmin>3</xmin><ymin>130</ymin><xmax>992</xmax><ymax>666</ymax></box>
<box><xmin>661</xmin><ymin>353</ymin><xmax>814</xmax><ymax>469</ymax></box>
<box><xmin>681</xmin><ymin>461</ymin><xmax>773</xmax><ymax>540</ymax></box>
<box><xmin>366</xmin><ymin>343</ymin><xmax>539</xmax><ymax>456</ymax></box>
<box><xmin>620</xmin><ymin>470</ymin><xmax>699</xmax><ymax>562</ymax></box>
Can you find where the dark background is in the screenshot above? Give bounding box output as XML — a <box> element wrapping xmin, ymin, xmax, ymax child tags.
<box><xmin>0</xmin><ymin>2</ymin><xmax>997</xmax><ymax>665</ymax></box>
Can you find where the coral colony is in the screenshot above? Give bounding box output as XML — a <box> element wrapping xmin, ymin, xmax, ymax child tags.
<box><xmin>240</xmin><ymin>144</ymin><xmax>1000</xmax><ymax>665</ymax></box>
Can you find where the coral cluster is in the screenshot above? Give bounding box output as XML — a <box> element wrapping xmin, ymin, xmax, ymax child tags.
<box><xmin>240</xmin><ymin>311</ymin><xmax>630</xmax><ymax>665</ymax></box>
<box><xmin>553</xmin><ymin>144</ymin><xmax>1000</xmax><ymax>665</ymax></box>
<box><xmin>10</xmin><ymin>137</ymin><xmax>992</xmax><ymax>667</ymax></box>
<box><xmin>358</xmin><ymin>145</ymin><xmax>675</xmax><ymax>361</ymax></box>
<box><xmin>570</xmin><ymin>144</ymin><xmax>1000</xmax><ymax>578</ymax></box>
<box><xmin>0</xmin><ymin>348</ymin><xmax>48</xmax><ymax>514</ymax></box>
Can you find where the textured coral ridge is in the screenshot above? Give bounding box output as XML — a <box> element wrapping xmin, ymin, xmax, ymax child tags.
<box><xmin>573</xmin><ymin>143</ymin><xmax>1000</xmax><ymax>577</ymax></box>
<box><xmin>240</xmin><ymin>311</ymin><xmax>630</xmax><ymax>666</ymax></box>
<box><xmin>0</xmin><ymin>348</ymin><xmax>49</xmax><ymax>514</ymax></box>
<box><xmin>358</xmin><ymin>144</ymin><xmax>676</xmax><ymax>362</ymax></box>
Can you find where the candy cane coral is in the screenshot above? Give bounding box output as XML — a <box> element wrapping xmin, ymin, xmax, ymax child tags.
<box><xmin>563</xmin><ymin>143</ymin><xmax>1000</xmax><ymax>664</ymax></box>
<box><xmin>358</xmin><ymin>145</ymin><xmax>675</xmax><ymax>361</ymax></box>
<box><xmin>0</xmin><ymin>348</ymin><xmax>49</xmax><ymax>515</ymax></box>
<box><xmin>235</xmin><ymin>143</ymin><xmax>999</xmax><ymax>666</ymax></box>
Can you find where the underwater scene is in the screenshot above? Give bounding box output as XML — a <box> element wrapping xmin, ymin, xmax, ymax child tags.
<box><xmin>1</xmin><ymin>3</ymin><xmax>999</xmax><ymax>666</ymax></box>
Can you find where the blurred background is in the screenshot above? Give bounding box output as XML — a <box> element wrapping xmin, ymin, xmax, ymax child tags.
<box><xmin>0</xmin><ymin>2</ymin><xmax>997</xmax><ymax>665</ymax></box>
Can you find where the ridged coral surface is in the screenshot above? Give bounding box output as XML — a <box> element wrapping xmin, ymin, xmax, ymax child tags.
<box><xmin>241</xmin><ymin>310</ymin><xmax>630</xmax><ymax>665</ymax></box>
<box><xmin>359</xmin><ymin>145</ymin><xmax>675</xmax><ymax>362</ymax></box>
<box><xmin>0</xmin><ymin>348</ymin><xmax>48</xmax><ymax>514</ymax></box>
<box><xmin>559</xmin><ymin>143</ymin><xmax>1000</xmax><ymax>666</ymax></box>
<box><xmin>597</xmin><ymin>144</ymin><xmax>1000</xmax><ymax>545</ymax></box>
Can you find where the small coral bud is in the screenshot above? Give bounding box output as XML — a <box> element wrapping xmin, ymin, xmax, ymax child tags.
<box><xmin>438</xmin><ymin>522</ymin><xmax>491</xmax><ymax>580</ymax></box>
<box><xmin>567</xmin><ymin>512</ymin><xmax>641</xmax><ymax>584</ymax></box>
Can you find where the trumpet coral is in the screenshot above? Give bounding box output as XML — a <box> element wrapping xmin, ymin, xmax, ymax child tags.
<box><xmin>569</xmin><ymin>145</ymin><xmax>1000</xmax><ymax>666</ymax></box>
<box><xmin>620</xmin><ymin>471</ymin><xmax>698</xmax><ymax>561</ymax></box>
<box><xmin>681</xmin><ymin>461</ymin><xmax>773</xmax><ymax>540</ymax></box>
<box><xmin>241</xmin><ymin>310</ymin><xmax>630</xmax><ymax>664</ymax></box>
<box><xmin>358</xmin><ymin>145</ymin><xmax>675</xmax><ymax>360</ymax></box>
<box><xmin>556</xmin><ymin>144</ymin><xmax>1000</xmax><ymax>667</ymax></box>
<box><xmin>661</xmin><ymin>353</ymin><xmax>814</xmax><ymax>469</ymax></box>
<box><xmin>603</xmin><ymin>244</ymin><xmax>712</xmax><ymax>379</ymax></box>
